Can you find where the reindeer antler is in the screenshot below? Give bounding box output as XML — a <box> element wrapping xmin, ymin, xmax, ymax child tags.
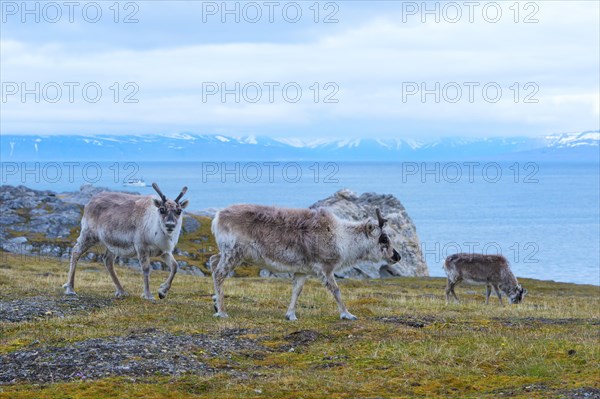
<box><xmin>152</xmin><ymin>182</ymin><xmax>167</xmax><ymax>202</ymax></box>
<box><xmin>174</xmin><ymin>186</ymin><xmax>188</xmax><ymax>203</ymax></box>
<box><xmin>375</xmin><ymin>208</ymin><xmax>387</xmax><ymax>228</ymax></box>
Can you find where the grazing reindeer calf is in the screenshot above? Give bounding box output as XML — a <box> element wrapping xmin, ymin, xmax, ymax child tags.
<box><xmin>443</xmin><ymin>253</ymin><xmax>527</xmax><ymax>305</ymax></box>
<box><xmin>210</xmin><ymin>205</ymin><xmax>401</xmax><ymax>320</ymax></box>
<box><xmin>63</xmin><ymin>183</ymin><xmax>189</xmax><ymax>300</ymax></box>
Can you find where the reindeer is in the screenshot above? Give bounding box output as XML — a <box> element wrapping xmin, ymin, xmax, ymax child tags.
<box><xmin>63</xmin><ymin>183</ymin><xmax>189</xmax><ymax>300</ymax></box>
<box><xmin>443</xmin><ymin>253</ymin><xmax>527</xmax><ymax>305</ymax></box>
<box><xmin>210</xmin><ymin>205</ymin><xmax>401</xmax><ymax>320</ymax></box>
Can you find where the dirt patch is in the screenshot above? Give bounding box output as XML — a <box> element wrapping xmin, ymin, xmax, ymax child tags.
<box><xmin>219</xmin><ymin>328</ymin><xmax>260</xmax><ymax>339</ymax></box>
<box><xmin>377</xmin><ymin>315</ymin><xmax>440</xmax><ymax>328</ymax></box>
<box><xmin>279</xmin><ymin>330</ymin><xmax>320</xmax><ymax>352</ymax></box>
<box><xmin>0</xmin><ymin>296</ymin><xmax>114</xmax><ymax>323</ymax></box>
<box><xmin>493</xmin><ymin>317</ymin><xmax>600</xmax><ymax>327</ymax></box>
<box><xmin>312</xmin><ymin>362</ymin><xmax>345</xmax><ymax>369</ymax></box>
<box><xmin>0</xmin><ymin>328</ymin><xmax>266</xmax><ymax>385</ymax></box>
<box><xmin>313</xmin><ymin>354</ymin><xmax>348</xmax><ymax>369</ymax></box>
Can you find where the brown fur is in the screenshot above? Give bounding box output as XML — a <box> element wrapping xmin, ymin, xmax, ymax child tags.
<box><xmin>64</xmin><ymin>185</ymin><xmax>188</xmax><ymax>301</ymax></box>
<box><xmin>85</xmin><ymin>192</ymin><xmax>151</xmax><ymax>233</ymax></box>
<box><xmin>217</xmin><ymin>205</ymin><xmax>341</xmax><ymax>268</ymax></box>
<box><xmin>443</xmin><ymin>253</ymin><xmax>526</xmax><ymax>305</ymax></box>
<box><xmin>445</xmin><ymin>253</ymin><xmax>513</xmax><ymax>283</ymax></box>
<box><xmin>211</xmin><ymin>204</ymin><xmax>401</xmax><ymax>320</ymax></box>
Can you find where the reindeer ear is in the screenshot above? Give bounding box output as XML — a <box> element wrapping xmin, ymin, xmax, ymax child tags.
<box><xmin>153</xmin><ymin>199</ymin><xmax>163</xmax><ymax>208</ymax></box>
<box><xmin>179</xmin><ymin>199</ymin><xmax>189</xmax><ymax>209</ymax></box>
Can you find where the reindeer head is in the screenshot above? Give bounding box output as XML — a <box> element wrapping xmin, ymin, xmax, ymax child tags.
<box><xmin>508</xmin><ymin>284</ymin><xmax>527</xmax><ymax>304</ymax></box>
<box><xmin>364</xmin><ymin>208</ymin><xmax>401</xmax><ymax>264</ymax></box>
<box><xmin>152</xmin><ymin>183</ymin><xmax>189</xmax><ymax>235</ymax></box>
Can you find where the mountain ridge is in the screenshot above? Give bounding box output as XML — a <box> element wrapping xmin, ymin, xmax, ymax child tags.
<box><xmin>1</xmin><ymin>131</ymin><xmax>598</xmax><ymax>162</ymax></box>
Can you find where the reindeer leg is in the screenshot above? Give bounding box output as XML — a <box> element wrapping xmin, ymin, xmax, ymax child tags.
<box><xmin>158</xmin><ymin>253</ymin><xmax>178</xmax><ymax>299</ymax></box>
<box><xmin>451</xmin><ymin>285</ymin><xmax>460</xmax><ymax>302</ymax></box>
<box><xmin>445</xmin><ymin>280</ymin><xmax>459</xmax><ymax>303</ymax></box>
<box><xmin>493</xmin><ymin>284</ymin><xmax>503</xmax><ymax>306</ymax></box>
<box><xmin>63</xmin><ymin>232</ymin><xmax>97</xmax><ymax>296</ymax></box>
<box><xmin>137</xmin><ymin>250</ymin><xmax>155</xmax><ymax>301</ymax></box>
<box><xmin>285</xmin><ymin>273</ymin><xmax>308</xmax><ymax>321</ymax></box>
<box><xmin>209</xmin><ymin>254</ymin><xmax>221</xmax><ymax>309</ymax></box>
<box><xmin>485</xmin><ymin>284</ymin><xmax>492</xmax><ymax>305</ymax></box>
<box><xmin>321</xmin><ymin>271</ymin><xmax>357</xmax><ymax>320</ymax></box>
<box><xmin>212</xmin><ymin>253</ymin><xmax>236</xmax><ymax>318</ymax></box>
<box><xmin>445</xmin><ymin>280</ymin><xmax>453</xmax><ymax>304</ymax></box>
<box><xmin>103</xmin><ymin>250</ymin><xmax>127</xmax><ymax>298</ymax></box>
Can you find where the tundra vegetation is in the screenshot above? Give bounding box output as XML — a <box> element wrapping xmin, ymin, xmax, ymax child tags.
<box><xmin>1</xmin><ymin>244</ymin><xmax>599</xmax><ymax>399</ymax></box>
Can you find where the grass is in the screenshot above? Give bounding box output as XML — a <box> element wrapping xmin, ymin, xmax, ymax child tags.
<box><xmin>0</xmin><ymin>252</ymin><xmax>599</xmax><ymax>398</ymax></box>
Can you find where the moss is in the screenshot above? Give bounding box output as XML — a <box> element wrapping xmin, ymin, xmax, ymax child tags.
<box><xmin>175</xmin><ymin>215</ymin><xmax>216</xmax><ymax>274</ymax></box>
<box><xmin>232</xmin><ymin>262</ymin><xmax>262</xmax><ymax>277</ymax></box>
<box><xmin>13</xmin><ymin>208</ymin><xmax>31</xmax><ymax>221</ymax></box>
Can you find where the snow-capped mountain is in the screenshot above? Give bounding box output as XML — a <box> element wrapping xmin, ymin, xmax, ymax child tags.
<box><xmin>544</xmin><ymin>131</ymin><xmax>600</xmax><ymax>148</ymax></box>
<box><xmin>1</xmin><ymin>131</ymin><xmax>597</xmax><ymax>162</ymax></box>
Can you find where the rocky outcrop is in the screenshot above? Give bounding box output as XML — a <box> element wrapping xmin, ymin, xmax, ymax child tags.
<box><xmin>0</xmin><ymin>185</ymin><xmax>81</xmax><ymax>243</ymax></box>
<box><xmin>58</xmin><ymin>184</ymin><xmax>135</xmax><ymax>206</ymax></box>
<box><xmin>310</xmin><ymin>189</ymin><xmax>429</xmax><ymax>278</ymax></box>
<box><xmin>0</xmin><ymin>185</ymin><xmax>428</xmax><ymax>279</ymax></box>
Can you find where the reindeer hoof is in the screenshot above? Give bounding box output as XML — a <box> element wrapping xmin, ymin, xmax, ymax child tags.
<box><xmin>285</xmin><ymin>314</ymin><xmax>298</xmax><ymax>321</ymax></box>
<box><xmin>63</xmin><ymin>284</ymin><xmax>77</xmax><ymax>296</ymax></box>
<box><xmin>141</xmin><ymin>293</ymin><xmax>156</xmax><ymax>301</ymax></box>
<box><xmin>158</xmin><ymin>284</ymin><xmax>170</xmax><ymax>299</ymax></box>
<box><xmin>115</xmin><ymin>290</ymin><xmax>129</xmax><ymax>298</ymax></box>
<box><xmin>213</xmin><ymin>312</ymin><xmax>229</xmax><ymax>318</ymax></box>
<box><xmin>340</xmin><ymin>313</ymin><xmax>358</xmax><ymax>320</ymax></box>
<box><xmin>158</xmin><ymin>287</ymin><xmax>169</xmax><ymax>299</ymax></box>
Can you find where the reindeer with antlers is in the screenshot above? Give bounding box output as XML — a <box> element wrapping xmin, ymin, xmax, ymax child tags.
<box><xmin>210</xmin><ymin>205</ymin><xmax>401</xmax><ymax>320</ymax></box>
<box><xmin>63</xmin><ymin>183</ymin><xmax>189</xmax><ymax>300</ymax></box>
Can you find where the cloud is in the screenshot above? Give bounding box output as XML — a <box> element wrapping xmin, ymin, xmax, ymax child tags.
<box><xmin>1</xmin><ymin>1</ymin><xmax>598</xmax><ymax>137</ymax></box>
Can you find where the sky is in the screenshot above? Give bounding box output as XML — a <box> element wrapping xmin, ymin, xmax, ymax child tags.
<box><xmin>0</xmin><ymin>0</ymin><xmax>599</xmax><ymax>139</ymax></box>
